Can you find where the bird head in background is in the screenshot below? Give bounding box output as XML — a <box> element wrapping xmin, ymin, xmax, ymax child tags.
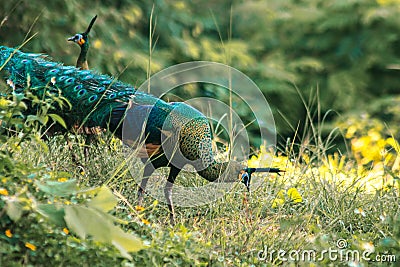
<box><xmin>68</xmin><ymin>15</ymin><xmax>97</xmax><ymax>47</ymax></box>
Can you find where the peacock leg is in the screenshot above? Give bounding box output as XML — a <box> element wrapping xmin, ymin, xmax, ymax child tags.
<box><xmin>165</xmin><ymin>166</ymin><xmax>181</xmax><ymax>225</ymax></box>
<box><xmin>83</xmin><ymin>127</ymin><xmax>101</xmax><ymax>162</ymax></box>
<box><xmin>65</xmin><ymin>134</ymin><xmax>82</xmax><ymax>166</ymax></box>
<box><xmin>137</xmin><ymin>163</ymin><xmax>155</xmax><ymax>206</ymax></box>
<box><xmin>83</xmin><ymin>135</ymin><xmax>92</xmax><ymax>162</ymax></box>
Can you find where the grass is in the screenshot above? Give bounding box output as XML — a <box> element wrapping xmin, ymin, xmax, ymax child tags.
<box><xmin>0</xmin><ymin>58</ymin><xmax>399</xmax><ymax>266</ymax></box>
<box><xmin>1</xmin><ymin>104</ymin><xmax>399</xmax><ymax>266</ymax></box>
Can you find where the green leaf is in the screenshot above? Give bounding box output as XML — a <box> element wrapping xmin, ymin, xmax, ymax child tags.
<box><xmin>64</xmin><ymin>205</ymin><xmax>110</xmax><ymax>241</ymax></box>
<box><xmin>87</xmin><ymin>185</ymin><xmax>118</xmax><ymax>212</ymax></box>
<box><xmin>35</xmin><ymin>179</ymin><xmax>78</xmax><ymax>197</ymax></box>
<box><xmin>48</xmin><ymin>113</ymin><xmax>67</xmax><ymax>129</ymax></box>
<box><xmin>111</xmin><ymin>228</ymin><xmax>147</xmax><ymax>259</ymax></box>
<box><xmin>25</xmin><ymin>115</ymin><xmax>40</xmax><ymax>123</ymax></box>
<box><xmin>64</xmin><ymin>205</ymin><xmax>145</xmax><ymax>259</ymax></box>
<box><xmin>26</xmin><ymin>114</ymin><xmax>47</xmax><ymax>125</ymax></box>
<box><xmin>6</xmin><ymin>199</ymin><xmax>23</xmax><ymax>222</ymax></box>
<box><xmin>36</xmin><ymin>203</ymin><xmax>66</xmax><ymax>227</ymax></box>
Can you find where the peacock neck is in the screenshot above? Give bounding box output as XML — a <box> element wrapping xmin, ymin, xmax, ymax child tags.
<box><xmin>197</xmin><ymin>160</ymin><xmax>243</xmax><ymax>183</ymax></box>
<box><xmin>77</xmin><ymin>44</ymin><xmax>89</xmax><ymax>70</ymax></box>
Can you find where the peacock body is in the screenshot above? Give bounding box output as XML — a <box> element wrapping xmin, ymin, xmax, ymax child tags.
<box><xmin>0</xmin><ymin>46</ymin><xmax>242</xmax><ymax>175</ymax></box>
<box><xmin>0</xmin><ymin>46</ymin><xmax>281</xmax><ymax>223</ymax></box>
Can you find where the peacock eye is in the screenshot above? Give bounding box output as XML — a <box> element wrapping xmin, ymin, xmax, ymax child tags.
<box><xmin>83</xmin><ymin>74</ymin><xmax>93</xmax><ymax>80</ymax></box>
<box><xmin>47</xmin><ymin>69</ymin><xmax>59</xmax><ymax>75</ymax></box>
<box><xmin>58</xmin><ymin>76</ymin><xmax>67</xmax><ymax>82</ymax></box>
<box><xmin>97</xmin><ymin>86</ymin><xmax>106</xmax><ymax>92</ymax></box>
<box><xmin>65</xmin><ymin>77</ymin><xmax>75</xmax><ymax>84</ymax></box>
<box><xmin>88</xmin><ymin>95</ymin><xmax>98</xmax><ymax>103</ymax></box>
<box><xmin>77</xmin><ymin>89</ymin><xmax>87</xmax><ymax>97</ymax></box>
<box><xmin>69</xmin><ymin>34</ymin><xmax>83</xmax><ymax>43</ymax></box>
<box><xmin>63</xmin><ymin>69</ymin><xmax>75</xmax><ymax>75</ymax></box>
<box><xmin>73</xmin><ymin>84</ymin><xmax>83</xmax><ymax>91</ymax></box>
<box><xmin>102</xmin><ymin>80</ymin><xmax>111</xmax><ymax>86</ymax></box>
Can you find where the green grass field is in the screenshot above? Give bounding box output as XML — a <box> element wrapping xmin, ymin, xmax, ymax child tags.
<box><xmin>0</xmin><ymin>93</ymin><xmax>399</xmax><ymax>266</ymax></box>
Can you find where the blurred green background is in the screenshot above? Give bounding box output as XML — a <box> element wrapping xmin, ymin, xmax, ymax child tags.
<box><xmin>1</xmin><ymin>0</ymin><xmax>399</xmax><ymax>148</ymax></box>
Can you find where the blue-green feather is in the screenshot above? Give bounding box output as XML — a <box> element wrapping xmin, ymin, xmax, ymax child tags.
<box><xmin>0</xmin><ymin>46</ymin><xmax>140</xmax><ymax>129</ymax></box>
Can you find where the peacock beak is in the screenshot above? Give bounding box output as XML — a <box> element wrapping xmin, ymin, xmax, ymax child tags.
<box><xmin>67</xmin><ymin>36</ymin><xmax>75</xmax><ymax>41</ymax></box>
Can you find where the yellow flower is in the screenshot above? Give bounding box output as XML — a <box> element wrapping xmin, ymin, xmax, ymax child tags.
<box><xmin>141</xmin><ymin>218</ymin><xmax>150</xmax><ymax>225</ymax></box>
<box><xmin>135</xmin><ymin>205</ymin><xmax>145</xmax><ymax>212</ymax></box>
<box><xmin>0</xmin><ymin>188</ymin><xmax>9</xmax><ymax>196</ymax></box>
<box><xmin>377</xmin><ymin>0</ymin><xmax>400</xmax><ymax>6</ymax></box>
<box><xmin>276</xmin><ymin>189</ymin><xmax>285</xmax><ymax>199</ymax></box>
<box><xmin>272</xmin><ymin>198</ymin><xmax>284</xmax><ymax>208</ymax></box>
<box><xmin>287</xmin><ymin>188</ymin><xmax>303</xmax><ymax>203</ymax></box>
<box><xmin>0</xmin><ymin>98</ymin><xmax>8</xmax><ymax>107</ymax></box>
<box><xmin>271</xmin><ymin>189</ymin><xmax>286</xmax><ymax>208</ymax></box>
<box><xmin>386</xmin><ymin>137</ymin><xmax>400</xmax><ymax>153</ymax></box>
<box><xmin>80</xmin><ymin>171</ymin><xmax>85</xmax><ymax>175</ymax></box>
<box><xmin>302</xmin><ymin>154</ymin><xmax>310</xmax><ymax>164</ymax></box>
<box><xmin>25</xmin><ymin>242</ymin><xmax>37</xmax><ymax>251</ymax></box>
<box><xmin>5</xmin><ymin>229</ymin><xmax>12</xmax><ymax>238</ymax></box>
<box><xmin>113</xmin><ymin>51</ymin><xmax>124</xmax><ymax>61</ymax></box>
<box><xmin>63</xmin><ymin>228</ymin><xmax>69</xmax><ymax>235</ymax></box>
<box><xmin>368</xmin><ymin>130</ymin><xmax>381</xmax><ymax>141</ymax></box>
<box><xmin>93</xmin><ymin>40</ymin><xmax>102</xmax><ymax>49</ymax></box>
<box><xmin>57</xmin><ymin>177</ymin><xmax>68</xmax><ymax>182</ymax></box>
<box><xmin>247</xmin><ymin>155</ymin><xmax>259</xmax><ymax>168</ymax></box>
<box><xmin>324</xmin><ymin>153</ymin><xmax>346</xmax><ymax>172</ymax></box>
<box><xmin>345</xmin><ymin>125</ymin><xmax>357</xmax><ymax>139</ymax></box>
<box><xmin>173</xmin><ymin>1</ymin><xmax>186</xmax><ymax>10</ymax></box>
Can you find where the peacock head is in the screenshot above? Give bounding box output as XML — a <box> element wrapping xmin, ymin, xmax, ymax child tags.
<box><xmin>68</xmin><ymin>15</ymin><xmax>97</xmax><ymax>47</ymax></box>
<box><xmin>239</xmin><ymin>167</ymin><xmax>284</xmax><ymax>192</ymax></box>
<box><xmin>68</xmin><ymin>33</ymin><xmax>87</xmax><ymax>46</ymax></box>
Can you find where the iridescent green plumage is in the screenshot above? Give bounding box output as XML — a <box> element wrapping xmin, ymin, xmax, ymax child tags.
<box><xmin>0</xmin><ymin>46</ymin><xmax>282</xmax><ymax>223</ymax></box>
<box><xmin>0</xmin><ymin>46</ymin><xmax>133</xmax><ymax>130</ymax></box>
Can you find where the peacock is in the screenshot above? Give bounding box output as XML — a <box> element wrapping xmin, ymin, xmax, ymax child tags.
<box><xmin>0</xmin><ymin>46</ymin><xmax>283</xmax><ymax>223</ymax></box>
<box><xmin>67</xmin><ymin>15</ymin><xmax>103</xmax><ymax>160</ymax></box>
<box><xmin>68</xmin><ymin>15</ymin><xmax>97</xmax><ymax>70</ymax></box>
<box><xmin>67</xmin><ymin>15</ymin><xmax>159</xmax><ymax>158</ymax></box>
